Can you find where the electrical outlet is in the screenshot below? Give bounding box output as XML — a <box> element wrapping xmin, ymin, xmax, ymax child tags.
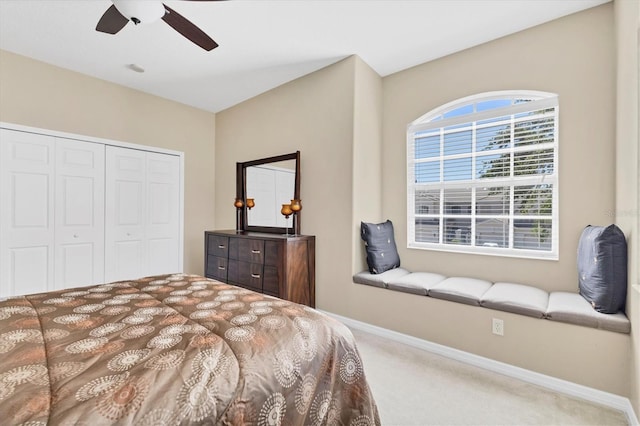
<box><xmin>492</xmin><ymin>318</ymin><xmax>504</xmax><ymax>336</ymax></box>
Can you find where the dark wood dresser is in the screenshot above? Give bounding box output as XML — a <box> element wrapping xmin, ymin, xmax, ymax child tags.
<box><xmin>204</xmin><ymin>230</ymin><xmax>316</xmax><ymax>307</ymax></box>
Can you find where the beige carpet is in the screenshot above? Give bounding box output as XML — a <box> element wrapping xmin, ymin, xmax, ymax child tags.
<box><xmin>350</xmin><ymin>327</ymin><xmax>628</xmax><ymax>426</ymax></box>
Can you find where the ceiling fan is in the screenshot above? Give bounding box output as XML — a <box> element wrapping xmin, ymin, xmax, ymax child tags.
<box><xmin>96</xmin><ymin>0</ymin><xmax>221</xmax><ymax>51</ymax></box>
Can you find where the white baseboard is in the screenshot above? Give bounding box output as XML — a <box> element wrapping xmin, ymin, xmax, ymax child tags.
<box><xmin>319</xmin><ymin>310</ymin><xmax>639</xmax><ymax>426</ymax></box>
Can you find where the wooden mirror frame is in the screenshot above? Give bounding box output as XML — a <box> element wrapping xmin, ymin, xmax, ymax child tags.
<box><xmin>236</xmin><ymin>151</ymin><xmax>301</xmax><ymax>234</ymax></box>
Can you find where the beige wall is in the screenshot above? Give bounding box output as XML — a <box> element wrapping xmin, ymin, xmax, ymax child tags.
<box><xmin>383</xmin><ymin>4</ymin><xmax>616</xmax><ymax>292</ymax></box>
<box><xmin>0</xmin><ymin>50</ymin><xmax>216</xmax><ymax>275</ymax></box>
<box><xmin>615</xmin><ymin>0</ymin><xmax>640</xmax><ymax>416</ymax></box>
<box><xmin>215</xmin><ymin>57</ymin><xmax>358</xmax><ymax>311</ymax></box>
<box><xmin>371</xmin><ymin>1</ymin><xmax>629</xmax><ymax>397</ymax></box>
<box><xmin>352</xmin><ymin>57</ymin><xmax>383</xmax><ymax>274</ymax></box>
<box><xmin>216</xmin><ymin>4</ymin><xmax>631</xmax><ymax>397</ymax></box>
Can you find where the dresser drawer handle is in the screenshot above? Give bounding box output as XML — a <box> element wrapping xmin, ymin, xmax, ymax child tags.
<box><xmin>251</xmin><ymin>273</ymin><xmax>261</xmax><ymax>279</ymax></box>
<box><xmin>218</xmin><ymin>244</ymin><xmax>226</xmax><ymax>249</ymax></box>
<box><xmin>251</xmin><ymin>249</ymin><xmax>261</xmax><ymax>254</ymax></box>
<box><xmin>218</xmin><ymin>266</ymin><xmax>225</xmax><ymax>270</ymax></box>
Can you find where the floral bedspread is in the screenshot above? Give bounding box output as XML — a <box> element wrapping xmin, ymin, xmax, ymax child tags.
<box><xmin>0</xmin><ymin>274</ymin><xmax>380</xmax><ymax>425</ymax></box>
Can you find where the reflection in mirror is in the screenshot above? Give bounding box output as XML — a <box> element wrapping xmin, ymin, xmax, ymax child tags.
<box><xmin>246</xmin><ymin>160</ymin><xmax>296</xmax><ymax>228</ymax></box>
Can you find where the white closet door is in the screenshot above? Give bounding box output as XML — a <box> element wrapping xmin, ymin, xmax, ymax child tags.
<box><xmin>105</xmin><ymin>146</ymin><xmax>146</xmax><ymax>282</ymax></box>
<box><xmin>0</xmin><ymin>129</ymin><xmax>55</xmax><ymax>296</ymax></box>
<box><xmin>146</xmin><ymin>152</ymin><xmax>180</xmax><ymax>276</ymax></box>
<box><xmin>105</xmin><ymin>147</ymin><xmax>181</xmax><ymax>281</ymax></box>
<box><xmin>54</xmin><ymin>138</ymin><xmax>105</xmax><ymax>289</ymax></box>
<box><xmin>1</xmin><ymin>124</ymin><xmax>183</xmax><ymax>294</ymax></box>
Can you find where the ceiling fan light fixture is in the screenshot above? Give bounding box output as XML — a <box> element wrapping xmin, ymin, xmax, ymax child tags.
<box><xmin>96</xmin><ymin>0</ymin><xmax>219</xmax><ymax>51</ymax></box>
<box><xmin>112</xmin><ymin>0</ymin><xmax>166</xmax><ymax>25</ymax></box>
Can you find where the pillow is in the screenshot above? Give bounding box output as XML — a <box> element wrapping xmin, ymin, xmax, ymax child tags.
<box><xmin>361</xmin><ymin>220</ymin><xmax>400</xmax><ymax>274</ymax></box>
<box><xmin>577</xmin><ymin>224</ymin><xmax>628</xmax><ymax>314</ymax></box>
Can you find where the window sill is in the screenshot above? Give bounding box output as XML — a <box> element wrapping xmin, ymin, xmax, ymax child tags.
<box><xmin>407</xmin><ymin>243</ymin><xmax>559</xmax><ymax>261</ymax></box>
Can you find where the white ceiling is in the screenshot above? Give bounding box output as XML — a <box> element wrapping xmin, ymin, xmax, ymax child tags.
<box><xmin>0</xmin><ymin>0</ymin><xmax>609</xmax><ymax>113</ymax></box>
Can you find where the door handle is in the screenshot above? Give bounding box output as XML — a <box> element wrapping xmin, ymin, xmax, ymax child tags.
<box><xmin>251</xmin><ymin>273</ymin><xmax>261</xmax><ymax>279</ymax></box>
<box><xmin>251</xmin><ymin>249</ymin><xmax>261</xmax><ymax>254</ymax></box>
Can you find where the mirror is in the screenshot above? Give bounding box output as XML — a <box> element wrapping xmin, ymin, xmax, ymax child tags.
<box><xmin>246</xmin><ymin>160</ymin><xmax>296</xmax><ymax>228</ymax></box>
<box><xmin>237</xmin><ymin>151</ymin><xmax>300</xmax><ymax>234</ymax></box>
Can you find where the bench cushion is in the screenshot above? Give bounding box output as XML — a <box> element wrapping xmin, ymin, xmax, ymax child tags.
<box><xmin>546</xmin><ymin>292</ymin><xmax>599</xmax><ymax>328</ymax></box>
<box><xmin>387</xmin><ymin>272</ymin><xmax>447</xmax><ymax>296</ymax></box>
<box><xmin>481</xmin><ymin>282</ymin><xmax>549</xmax><ymax>319</ymax></box>
<box><xmin>598</xmin><ymin>312</ymin><xmax>632</xmax><ymax>334</ymax></box>
<box><xmin>429</xmin><ymin>277</ymin><xmax>493</xmax><ymax>306</ymax></box>
<box><xmin>547</xmin><ymin>292</ymin><xmax>630</xmax><ymax>334</ymax></box>
<box><xmin>352</xmin><ymin>269</ymin><xmax>631</xmax><ymax>334</ymax></box>
<box><xmin>353</xmin><ymin>268</ymin><xmax>411</xmax><ymax>288</ymax></box>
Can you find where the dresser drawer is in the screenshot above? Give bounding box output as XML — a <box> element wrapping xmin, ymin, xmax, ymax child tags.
<box><xmin>230</xmin><ymin>238</ymin><xmax>265</xmax><ymax>264</ymax></box>
<box><xmin>206</xmin><ymin>255</ymin><xmax>228</xmax><ymax>281</ymax></box>
<box><xmin>207</xmin><ymin>234</ymin><xmax>229</xmax><ymax>257</ymax></box>
<box><xmin>228</xmin><ymin>260</ymin><xmax>263</xmax><ymax>292</ymax></box>
<box><xmin>264</xmin><ymin>241</ymin><xmax>282</xmax><ymax>266</ymax></box>
<box><xmin>263</xmin><ymin>265</ymin><xmax>280</xmax><ymax>295</ymax></box>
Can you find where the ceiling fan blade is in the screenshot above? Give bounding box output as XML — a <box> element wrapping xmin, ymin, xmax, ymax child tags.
<box><xmin>96</xmin><ymin>4</ymin><xmax>129</xmax><ymax>34</ymax></box>
<box><xmin>161</xmin><ymin>4</ymin><xmax>218</xmax><ymax>51</ymax></box>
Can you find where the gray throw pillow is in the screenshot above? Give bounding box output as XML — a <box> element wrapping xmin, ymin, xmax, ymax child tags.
<box><xmin>361</xmin><ymin>220</ymin><xmax>400</xmax><ymax>274</ymax></box>
<box><xmin>577</xmin><ymin>224</ymin><xmax>628</xmax><ymax>314</ymax></box>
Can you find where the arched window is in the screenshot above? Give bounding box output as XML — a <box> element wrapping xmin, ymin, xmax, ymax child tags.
<box><xmin>407</xmin><ymin>91</ymin><xmax>559</xmax><ymax>259</ymax></box>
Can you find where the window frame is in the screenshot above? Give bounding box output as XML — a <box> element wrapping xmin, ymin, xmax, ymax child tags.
<box><xmin>406</xmin><ymin>91</ymin><xmax>559</xmax><ymax>260</ymax></box>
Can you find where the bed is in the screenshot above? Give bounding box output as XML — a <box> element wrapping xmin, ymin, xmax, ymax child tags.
<box><xmin>0</xmin><ymin>273</ymin><xmax>380</xmax><ymax>425</ymax></box>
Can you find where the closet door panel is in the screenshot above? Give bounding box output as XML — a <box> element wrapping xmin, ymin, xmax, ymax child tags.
<box><xmin>112</xmin><ymin>240</ymin><xmax>145</xmax><ymax>280</ymax></box>
<box><xmin>105</xmin><ymin>146</ymin><xmax>146</xmax><ymax>282</ymax></box>
<box><xmin>0</xmin><ymin>129</ymin><xmax>55</xmax><ymax>296</ymax></box>
<box><xmin>146</xmin><ymin>152</ymin><xmax>180</xmax><ymax>275</ymax></box>
<box><xmin>54</xmin><ymin>138</ymin><xmax>105</xmax><ymax>289</ymax></box>
<box><xmin>59</xmin><ymin>243</ymin><xmax>94</xmax><ymax>287</ymax></box>
<box><xmin>9</xmin><ymin>246</ymin><xmax>50</xmax><ymax>296</ymax></box>
<box><xmin>13</xmin><ymin>174</ymin><xmax>50</xmax><ymax>228</ymax></box>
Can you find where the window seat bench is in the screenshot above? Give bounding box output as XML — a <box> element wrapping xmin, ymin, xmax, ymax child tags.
<box><xmin>353</xmin><ymin>268</ymin><xmax>630</xmax><ymax>334</ymax></box>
